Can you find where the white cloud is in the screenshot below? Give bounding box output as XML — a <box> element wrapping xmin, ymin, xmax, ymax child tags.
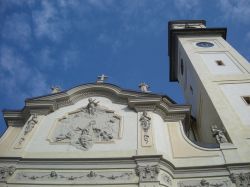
<box><xmin>62</xmin><ymin>48</ymin><xmax>81</xmax><ymax>70</ymax></box>
<box><xmin>218</xmin><ymin>0</ymin><xmax>250</xmax><ymax>24</ymax></box>
<box><xmin>32</xmin><ymin>0</ymin><xmax>69</xmax><ymax>42</ymax></box>
<box><xmin>174</xmin><ymin>0</ymin><xmax>200</xmax><ymax>17</ymax></box>
<box><xmin>1</xmin><ymin>13</ymin><xmax>32</xmax><ymax>49</ymax></box>
<box><xmin>0</xmin><ymin>46</ymin><xmax>48</xmax><ymax>100</ymax></box>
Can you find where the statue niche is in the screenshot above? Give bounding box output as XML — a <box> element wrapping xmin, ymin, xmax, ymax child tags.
<box><xmin>48</xmin><ymin>98</ymin><xmax>122</xmax><ymax>151</ymax></box>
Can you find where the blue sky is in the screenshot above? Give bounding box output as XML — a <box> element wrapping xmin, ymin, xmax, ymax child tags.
<box><xmin>0</xmin><ymin>0</ymin><xmax>250</xmax><ymax>135</ymax></box>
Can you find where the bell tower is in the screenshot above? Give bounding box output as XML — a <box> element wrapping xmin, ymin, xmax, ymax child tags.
<box><xmin>168</xmin><ymin>20</ymin><xmax>250</xmax><ymax>162</ymax></box>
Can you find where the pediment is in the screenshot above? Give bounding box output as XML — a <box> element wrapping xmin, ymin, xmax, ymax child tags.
<box><xmin>3</xmin><ymin>83</ymin><xmax>191</xmax><ymax>129</ymax></box>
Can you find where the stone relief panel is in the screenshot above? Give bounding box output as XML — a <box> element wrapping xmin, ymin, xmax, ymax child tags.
<box><xmin>47</xmin><ymin>98</ymin><xmax>122</xmax><ymax>151</ymax></box>
<box><xmin>178</xmin><ymin>178</ymin><xmax>231</xmax><ymax>187</ymax></box>
<box><xmin>14</xmin><ymin>115</ymin><xmax>39</xmax><ymax>149</ymax></box>
<box><xmin>11</xmin><ymin>170</ymin><xmax>136</xmax><ymax>184</ymax></box>
<box><xmin>230</xmin><ymin>172</ymin><xmax>250</xmax><ymax>187</ymax></box>
<box><xmin>140</xmin><ymin>112</ymin><xmax>153</xmax><ymax>147</ymax></box>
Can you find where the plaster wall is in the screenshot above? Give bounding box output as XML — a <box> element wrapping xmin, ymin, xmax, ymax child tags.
<box><xmin>199</xmin><ymin>53</ymin><xmax>243</xmax><ymax>75</ymax></box>
<box><xmin>220</xmin><ymin>83</ymin><xmax>250</xmax><ymax>126</ymax></box>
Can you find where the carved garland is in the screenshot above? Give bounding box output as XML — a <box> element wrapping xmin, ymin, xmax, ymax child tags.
<box><xmin>16</xmin><ymin>170</ymin><xmax>134</xmax><ymax>183</ymax></box>
<box><xmin>0</xmin><ymin>166</ymin><xmax>15</xmax><ymax>181</ymax></box>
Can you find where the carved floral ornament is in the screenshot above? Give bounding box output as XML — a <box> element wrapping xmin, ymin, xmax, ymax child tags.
<box><xmin>14</xmin><ymin>170</ymin><xmax>134</xmax><ymax>183</ymax></box>
<box><xmin>135</xmin><ymin>165</ymin><xmax>160</xmax><ymax>181</ymax></box>
<box><xmin>230</xmin><ymin>172</ymin><xmax>250</xmax><ymax>187</ymax></box>
<box><xmin>48</xmin><ymin>98</ymin><xmax>122</xmax><ymax>151</ymax></box>
<box><xmin>0</xmin><ymin>166</ymin><xmax>15</xmax><ymax>181</ymax></box>
<box><xmin>178</xmin><ymin>178</ymin><xmax>230</xmax><ymax>187</ymax></box>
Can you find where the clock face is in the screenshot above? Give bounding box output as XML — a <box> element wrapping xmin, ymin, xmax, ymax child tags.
<box><xmin>196</xmin><ymin>42</ymin><xmax>214</xmax><ymax>48</ymax></box>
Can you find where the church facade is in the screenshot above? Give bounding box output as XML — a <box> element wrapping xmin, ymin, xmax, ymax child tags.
<box><xmin>0</xmin><ymin>20</ymin><xmax>249</xmax><ymax>187</ymax></box>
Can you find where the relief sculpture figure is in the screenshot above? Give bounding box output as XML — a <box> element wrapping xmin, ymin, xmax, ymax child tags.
<box><xmin>50</xmin><ymin>99</ymin><xmax>121</xmax><ymax>151</ymax></box>
<box><xmin>86</xmin><ymin>98</ymin><xmax>99</xmax><ymax>115</ymax></box>
<box><xmin>211</xmin><ymin>125</ymin><xmax>229</xmax><ymax>144</ymax></box>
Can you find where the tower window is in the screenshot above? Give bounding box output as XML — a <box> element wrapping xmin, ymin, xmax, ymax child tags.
<box><xmin>180</xmin><ymin>59</ymin><xmax>184</xmax><ymax>75</ymax></box>
<box><xmin>215</xmin><ymin>60</ymin><xmax>225</xmax><ymax>66</ymax></box>
<box><xmin>242</xmin><ymin>96</ymin><xmax>250</xmax><ymax>105</ymax></box>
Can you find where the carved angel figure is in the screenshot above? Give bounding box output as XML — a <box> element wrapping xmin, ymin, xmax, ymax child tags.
<box><xmin>86</xmin><ymin>98</ymin><xmax>99</xmax><ymax>115</ymax></box>
<box><xmin>211</xmin><ymin>125</ymin><xmax>228</xmax><ymax>144</ymax></box>
<box><xmin>140</xmin><ymin>111</ymin><xmax>151</xmax><ymax>132</ymax></box>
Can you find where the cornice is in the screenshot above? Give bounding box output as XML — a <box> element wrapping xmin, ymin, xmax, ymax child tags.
<box><xmin>3</xmin><ymin>83</ymin><xmax>190</xmax><ymax>128</ymax></box>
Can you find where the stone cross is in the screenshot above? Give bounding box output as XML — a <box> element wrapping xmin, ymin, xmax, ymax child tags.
<box><xmin>139</xmin><ymin>82</ymin><xmax>150</xmax><ymax>93</ymax></box>
<box><xmin>51</xmin><ymin>86</ymin><xmax>61</xmax><ymax>94</ymax></box>
<box><xmin>97</xmin><ymin>74</ymin><xmax>108</xmax><ymax>83</ymax></box>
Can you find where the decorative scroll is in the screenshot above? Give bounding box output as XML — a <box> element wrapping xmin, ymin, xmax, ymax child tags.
<box><xmin>14</xmin><ymin>115</ymin><xmax>38</xmax><ymax>149</ymax></box>
<box><xmin>14</xmin><ymin>170</ymin><xmax>134</xmax><ymax>184</ymax></box>
<box><xmin>160</xmin><ymin>173</ymin><xmax>172</xmax><ymax>186</ymax></box>
<box><xmin>0</xmin><ymin>166</ymin><xmax>15</xmax><ymax>181</ymax></box>
<box><xmin>178</xmin><ymin>178</ymin><xmax>230</xmax><ymax>187</ymax></box>
<box><xmin>135</xmin><ymin>165</ymin><xmax>159</xmax><ymax>182</ymax></box>
<box><xmin>140</xmin><ymin>112</ymin><xmax>153</xmax><ymax>147</ymax></box>
<box><xmin>48</xmin><ymin>98</ymin><xmax>122</xmax><ymax>151</ymax></box>
<box><xmin>230</xmin><ymin>172</ymin><xmax>250</xmax><ymax>187</ymax></box>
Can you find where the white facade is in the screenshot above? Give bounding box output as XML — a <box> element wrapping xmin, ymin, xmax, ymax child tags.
<box><xmin>0</xmin><ymin>20</ymin><xmax>250</xmax><ymax>187</ymax></box>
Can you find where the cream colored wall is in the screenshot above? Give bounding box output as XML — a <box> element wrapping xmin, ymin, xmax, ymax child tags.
<box><xmin>25</xmin><ymin>97</ymin><xmax>138</xmax><ymax>157</ymax></box>
<box><xmin>177</xmin><ymin>35</ymin><xmax>250</xmax><ymax>163</ymax></box>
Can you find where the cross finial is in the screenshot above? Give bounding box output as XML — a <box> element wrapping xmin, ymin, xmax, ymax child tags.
<box><xmin>139</xmin><ymin>82</ymin><xmax>150</xmax><ymax>93</ymax></box>
<box><xmin>51</xmin><ymin>86</ymin><xmax>61</xmax><ymax>94</ymax></box>
<box><xmin>97</xmin><ymin>74</ymin><xmax>108</xmax><ymax>83</ymax></box>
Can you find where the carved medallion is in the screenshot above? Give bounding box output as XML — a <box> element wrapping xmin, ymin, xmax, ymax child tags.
<box><xmin>48</xmin><ymin>98</ymin><xmax>122</xmax><ymax>150</ymax></box>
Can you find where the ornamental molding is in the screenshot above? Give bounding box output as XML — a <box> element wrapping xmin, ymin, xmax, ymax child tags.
<box><xmin>178</xmin><ymin>179</ymin><xmax>231</xmax><ymax>187</ymax></box>
<box><xmin>0</xmin><ymin>166</ymin><xmax>15</xmax><ymax>182</ymax></box>
<box><xmin>47</xmin><ymin>98</ymin><xmax>122</xmax><ymax>151</ymax></box>
<box><xmin>140</xmin><ymin>112</ymin><xmax>153</xmax><ymax>147</ymax></box>
<box><xmin>3</xmin><ymin>83</ymin><xmax>190</xmax><ymax>128</ymax></box>
<box><xmin>135</xmin><ymin>165</ymin><xmax>160</xmax><ymax>182</ymax></box>
<box><xmin>12</xmin><ymin>170</ymin><xmax>136</xmax><ymax>184</ymax></box>
<box><xmin>14</xmin><ymin>115</ymin><xmax>39</xmax><ymax>149</ymax></box>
